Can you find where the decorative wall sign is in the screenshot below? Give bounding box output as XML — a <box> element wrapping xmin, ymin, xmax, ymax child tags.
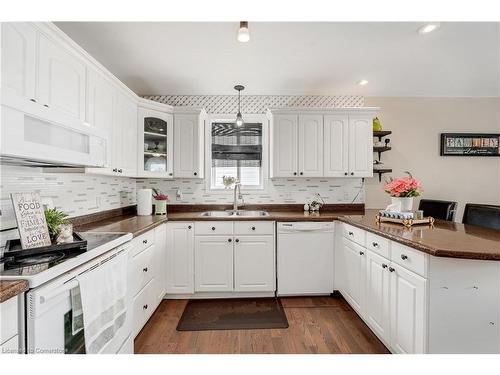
<box><xmin>440</xmin><ymin>133</ymin><xmax>500</xmax><ymax>156</ymax></box>
<box><xmin>11</xmin><ymin>192</ymin><xmax>51</xmax><ymax>249</ymax></box>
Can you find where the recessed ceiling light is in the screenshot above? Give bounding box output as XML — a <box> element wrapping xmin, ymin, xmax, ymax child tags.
<box><xmin>237</xmin><ymin>21</ymin><xmax>250</xmax><ymax>43</ymax></box>
<box><xmin>418</xmin><ymin>23</ymin><xmax>441</xmax><ymax>35</ymax></box>
<box><xmin>358</xmin><ymin>79</ymin><xmax>369</xmax><ymax>86</ymax></box>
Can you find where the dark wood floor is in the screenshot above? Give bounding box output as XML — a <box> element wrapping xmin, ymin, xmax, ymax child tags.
<box><xmin>134</xmin><ymin>296</ymin><xmax>390</xmax><ymax>354</ymax></box>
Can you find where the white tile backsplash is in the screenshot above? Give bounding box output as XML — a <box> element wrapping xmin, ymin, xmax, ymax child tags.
<box><xmin>136</xmin><ymin>178</ymin><xmax>365</xmax><ymax>205</ymax></box>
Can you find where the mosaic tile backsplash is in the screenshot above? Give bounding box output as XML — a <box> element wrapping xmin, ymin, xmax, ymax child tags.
<box><xmin>136</xmin><ymin>178</ymin><xmax>365</xmax><ymax>205</ymax></box>
<box><xmin>0</xmin><ymin>166</ymin><xmax>136</xmax><ymax>230</ymax></box>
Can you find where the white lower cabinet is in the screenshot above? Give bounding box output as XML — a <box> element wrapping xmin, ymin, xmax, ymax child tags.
<box><xmin>234</xmin><ymin>236</ymin><xmax>275</xmax><ymax>292</ymax></box>
<box><xmin>340</xmin><ymin>225</ymin><xmax>428</xmax><ymax>354</ymax></box>
<box><xmin>195</xmin><ymin>236</ymin><xmax>234</xmax><ymax>292</ymax></box>
<box><xmin>389</xmin><ymin>263</ymin><xmax>427</xmax><ymax>354</ymax></box>
<box><xmin>365</xmin><ymin>249</ymin><xmax>391</xmax><ymax>345</ymax></box>
<box><xmin>166</xmin><ymin>222</ymin><xmax>194</xmax><ymax>294</ymax></box>
<box><xmin>341</xmin><ymin>238</ymin><xmax>366</xmax><ymax>314</ymax></box>
<box><xmin>153</xmin><ymin>224</ymin><xmax>167</xmax><ymax>303</ymax></box>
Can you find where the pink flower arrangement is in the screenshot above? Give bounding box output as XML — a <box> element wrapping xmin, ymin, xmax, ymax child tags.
<box><xmin>384</xmin><ymin>172</ymin><xmax>422</xmax><ymax>197</ymax></box>
<box><xmin>154</xmin><ymin>194</ymin><xmax>168</xmax><ymax>201</ymax></box>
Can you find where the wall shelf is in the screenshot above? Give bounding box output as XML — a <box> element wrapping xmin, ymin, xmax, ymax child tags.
<box><xmin>373</xmin><ymin>130</ymin><xmax>392</xmax><ymax>141</ymax></box>
<box><xmin>373</xmin><ymin>146</ymin><xmax>391</xmax><ymax>160</ymax></box>
<box><xmin>373</xmin><ymin>168</ymin><xmax>393</xmax><ymax>182</ymax></box>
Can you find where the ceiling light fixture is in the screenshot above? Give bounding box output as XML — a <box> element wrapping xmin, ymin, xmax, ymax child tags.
<box><xmin>237</xmin><ymin>21</ymin><xmax>250</xmax><ymax>43</ymax></box>
<box><xmin>358</xmin><ymin>79</ymin><xmax>369</xmax><ymax>86</ymax></box>
<box><xmin>234</xmin><ymin>85</ymin><xmax>245</xmax><ymax>127</ymax></box>
<box><xmin>418</xmin><ymin>23</ymin><xmax>441</xmax><ymax>34</ymax></box>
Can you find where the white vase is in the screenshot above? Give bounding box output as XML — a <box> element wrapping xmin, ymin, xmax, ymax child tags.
<box><xmin>391</xmin><ymin>197</ymin><xmax>414</xmax><ymax>212</ymax></box>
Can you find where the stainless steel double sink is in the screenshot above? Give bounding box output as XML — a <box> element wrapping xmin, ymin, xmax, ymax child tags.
<box><xmin>199</xmin><ymin>210</ymin><xmax>270</xmax><ymax>218</ymax></box>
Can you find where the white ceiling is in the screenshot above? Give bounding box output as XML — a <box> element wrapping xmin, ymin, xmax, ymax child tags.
<box><xmin>55</xmin><ymin>22</ymin><xmax>500</xmax><ymax>97</ymax></box>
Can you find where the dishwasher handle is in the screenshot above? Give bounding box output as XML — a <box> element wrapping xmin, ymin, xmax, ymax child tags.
<box><xmin>277</xmin><ymin>222</ymin><xmax>335</xmax><ymax>233</ymax></box>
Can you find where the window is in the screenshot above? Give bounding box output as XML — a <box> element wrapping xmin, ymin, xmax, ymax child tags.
<box><xmin>209</xmin><ymin>119</ymin><xmax>264</xmax><ymax>190</ymax></box>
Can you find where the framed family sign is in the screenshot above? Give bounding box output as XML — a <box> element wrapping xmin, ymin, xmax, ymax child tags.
<box><xmin>11</xmin><ymin>192</ymin><xmax>51</xmax><ymax>249</ymax></box>
<box><xmin>440</xmin><ymin>133</ymin><xmax>500</xmax><ymax>157</ymax></box>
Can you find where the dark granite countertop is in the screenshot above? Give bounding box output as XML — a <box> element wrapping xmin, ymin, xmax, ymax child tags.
<box><xmin>0</xmin><ymin>280</ymin><xmax>29</xmax><ymax>303</ymax></box>
<box><xmin>338</xmin><ymin>209</ymin><xmax>500</xmax><ymax>261</ymax></box>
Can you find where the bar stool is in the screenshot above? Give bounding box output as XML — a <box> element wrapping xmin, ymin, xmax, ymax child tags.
<box><xmin>462</xmin><ymin>204</ymin><xmax>500</xmax><ymax>230</ymax></box>
<box><xmin>418</xmin><ymin>199</ymin><xmax>457</xmax><ymax>221</ymax></box>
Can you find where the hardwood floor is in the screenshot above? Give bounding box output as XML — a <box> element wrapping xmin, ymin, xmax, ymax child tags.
<box><xmin>134</xmin><ymin>296</ymin><xmax>390</xmax><ymax>354</ymax></box>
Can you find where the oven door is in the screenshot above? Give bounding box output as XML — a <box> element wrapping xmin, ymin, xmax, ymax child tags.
<box><xmin>26</xmin><ymin>279</ymin><xmax>85</xmax><ymax>354</ymax></box>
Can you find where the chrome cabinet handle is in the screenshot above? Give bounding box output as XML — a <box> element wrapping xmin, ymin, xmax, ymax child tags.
<box><xmin>389</xmin><ymin>267</ymin><xmax>395</xmax><ymax>272</ymax></box>
<box><xmin>143</xmin><ymin>267</ymin><xmax>148</xmax><ymax>272</ymax></box>
<box><xmin>382</xmin><ymin>264</ymin><xmax>388</xmax><ymax>269</ymax></box>
<box><xmin>401</xmin><ymin>254</ymin><xmax>408</xmax><ymax>260</ymax></box>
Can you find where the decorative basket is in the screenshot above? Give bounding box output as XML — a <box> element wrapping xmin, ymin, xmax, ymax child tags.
<box><xmin>375</xmin><ymin>215</ymin><xmax>435</xmax><ymax>228</ymax></box>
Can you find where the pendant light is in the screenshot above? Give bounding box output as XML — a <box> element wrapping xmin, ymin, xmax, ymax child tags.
<box><xmin>237</xmin><ymin>21</ymin><xmax>250</xmax><ymax>43</ymax></box>
<box><xmin>234</xmin><ymin>85</ymin><xmax>245</xmax><ymax>127</ymax></box>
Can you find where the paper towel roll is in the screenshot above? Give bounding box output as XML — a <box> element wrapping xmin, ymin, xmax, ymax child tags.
<box><xmin>137</xmin><ymin>189</ymin><xmax>153</xmax><ymax>216</ymax></box>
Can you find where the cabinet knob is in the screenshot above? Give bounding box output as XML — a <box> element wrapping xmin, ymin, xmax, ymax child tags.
<box><xmin>228</xmin><ymin>238</ymin><xmax>232</xmax><ymax>242</ymax></box>
<box><xmin>43</xmin><ymin>104</ymin><xmax>49</xmax><ymax>108</ymax></box>
<box><xmin>235</xmin><ymin>238</ymin><xmax>240</xmax><ymax>243</ymax></box>
<box><xmin>251</xmin><ymin>226</ymin><xmax>256</xmax><ymax>231</ymax></box>
<box><xmin>401</xmin><ymin>254</ymin><xmax>408</xmax><ymax>260</ymax></box>
<box><xmin>193</xmin><ymin>172</ymin><xmax>197</xmax><ymax>176</ymax></box>
<box><xmin>211</xmin><ymin>226</ymin><xmax>216</xmax><ymax>231</ymax></box>
<box><xmin>359</xmin><ymin>251</ymin><xmax>364</xmax><ymax>256</ymax></box>
<box><xmin>143</xmin><ymin>239</ymin><xmax>148</xmax><ymax>244</ymax></box>
<box><xmin>344</xmin><ymin>172</ymin><xmax>348</xmax><ymax>176</ymax></box>
<box><xmin>188</xmin><ymin>225</ymin><xmax>192</xmax><ymax>229</ymax></box>
<box><xmin>382</xmin><ymin>264</ymin><xmax>388</xmax><ymax>269</ymax></box>
<box><xmin>143</xmin><ymin>304</ymin><xmax>148</xmax><ymax>310</ymax></box>
<box><xmin>293</xmin><ymin>172</ymin><xmax>297</xmax><ymax>176</ymax></box>
<box><xmin>348</xmin><ymin>231</ymin><xmax>354</xmax><ymax>236</ymax></box>
<box><xmin>169</xmin><ymin>173</ymin><xmax>173</xmax><ymax>176</ymax></box>
<box><xmin>372</xmin><ymin>242</ymin><xmax>379</xmax><ymax>247</ymax></box>
<box><xmin>143</xmin><ymin>267</ymin><xmax>148</xmax><ymax>272</ymax></box>
<box><xmin>300</xmin><ymin>172</ymin><xmax>303</xmax><ymax>176</ymax></box>
<box><xmin>350</xmin><ymin>172</ymin><xmax>354</xmax><ymax>176</ymax></box>
<box><xmin>389</xmin><ymin>267</ymin><xmax>395</xmax><ymax>272</ymax></box>
<box><xmin>112</xmin><ymin>168</ymin><xmax>118</xmax><ymax>172</ymax></box>
<box><xmin>118</xmin><ymin>169</ymin><xmax>123</xmax><ymax>173</ymax></box>
<box><xmin>30</xmin><ymin>98</ymin><xmax>37</xmax><ymax>103</ymax></box>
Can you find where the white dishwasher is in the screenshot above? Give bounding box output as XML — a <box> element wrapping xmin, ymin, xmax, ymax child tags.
<box><xmin>277</xmin><ymin>222</ymin><xmax>335</xmax><ymax>296</ymax></box>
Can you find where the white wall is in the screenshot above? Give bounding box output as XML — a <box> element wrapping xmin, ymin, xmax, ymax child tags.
<box><xmin>364</xmin><ymin>97</ymin><xmax>500</xmax><ymax>221</ymax></box>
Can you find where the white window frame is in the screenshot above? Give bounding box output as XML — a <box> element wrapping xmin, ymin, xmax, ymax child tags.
<box><xmin>205</xmin><ymin>113</ymin><xmax>269</xmax><ymax>193</ymax></box>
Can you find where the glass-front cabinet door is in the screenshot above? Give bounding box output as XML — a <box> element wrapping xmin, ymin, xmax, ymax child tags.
<box><xmin>137</xmin><ymin>107</ymin><xmax>173</xmax><ymax>178</ymax></box>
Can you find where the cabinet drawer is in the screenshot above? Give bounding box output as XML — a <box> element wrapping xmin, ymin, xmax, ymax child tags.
<box><xmin>366</xmin><ymin>232</ymin><xmax>390</xmax><ymax>259</ymax></box>
<box><xmin>195</xmin><ymin>221</ymin><xmax>233</xmax><ymax>235</ymax></box>
<box><xmin>391</xmin><ymin>242</ymin><xmax>428</xmax><ymax>277</ymax></box>
<box><xmin>343</xmin><ymin>223</ymin><xmax>366</xmax><ymax>247</ymax></box>
<box><xmin>132</xmin><ymin>245</ymin><xmax>155</xmax><ymax>296</ymax></box>
<box><xmin>0</xmin><ymin>296</ymin><xmax>18</xmax><ymax>344</ymax></box>
<box><xmin>133</xmin><ymin>279</ymin><xmax>155</xmax><ymax>336</ymax></box>
<box><xmin>133</xmin><ymin>230</ymin><xmax>155</xmax><ymax>256</ymax></box>
<box><xmin>234</xmin><ymin>221</ymin><xmax>274</xmax><ymax>236</ymax></box>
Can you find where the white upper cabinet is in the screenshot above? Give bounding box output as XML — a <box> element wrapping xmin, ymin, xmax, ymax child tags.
<box><xmin>38</xmin><ymin>34</ymin><xmax>86</xmax><ymax>121</ymax></box>
<box><xmin>269</xmin><ymin>109</ymin><xmax>377</xmax><ymax>179</ymax></box>
<box><xmin>137</xmin><ymin>105</ymin><xmax>174</xmax><ymax>178</ymax></box>
<box><xmin>0</xmin><ymin>23</ymin><xmax>37</xmax><ymax>104</ymax></box>
<box><xmin>348</xmin><ymin>115</ymin><xmax>373</xmax><ymax>177</ymax></box>
<box><xmin>114</xmin><ymin>93</ymin><xmax>138</xmax><ymax>177</ymax></box>
<box><xmin>86</xmin><ymin>69</ymin><xmax>115</xmax><ymax>132</ymax></box>
<box><xmin>174</xmin><ymin>109</ymin><xmax>206</xmax><ymax>178</ymax></box>
<box><xmin>298</xmin><ymin>114</ymin><xmax>323</xmax><ymax>177</ymax></box>
<box><xmin>271</xmin><ymin>114</ymin><xmax>298</xmax><ymax>177</ymax></box>
<box><xmin>324</xmin><ymin>115</ymin><xmax>349</xmax><ymax>177</ymax></box>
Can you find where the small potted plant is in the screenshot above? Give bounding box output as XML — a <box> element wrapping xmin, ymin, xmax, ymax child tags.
<box><xmin>152</xmin><ymin>188</ymin><xmax>168</xmax><ymax>215</ymax></box>
<box><xmin>384</xmin><ymin>171</ymin><xmax>422</xmax><ymax>211</ymax></box>
<box><xmin>44</xmin><ymin>208</ymin><xmax>72</xmax><ymax>243</ymax></box>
